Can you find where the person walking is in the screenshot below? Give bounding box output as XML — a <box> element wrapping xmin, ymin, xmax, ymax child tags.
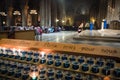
<box><xmin>35</xmin><ymin>26</ymin><xmax>43</xmax><ymax>41</ymax></box>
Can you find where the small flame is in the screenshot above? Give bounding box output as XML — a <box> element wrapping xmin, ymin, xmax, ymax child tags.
<box><xmin>41</xmin><ymin>51</ymin><xmax>45</xmax><ymax>58</ymax></box>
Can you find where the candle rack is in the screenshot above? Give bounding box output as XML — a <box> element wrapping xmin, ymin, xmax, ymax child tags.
<box><xmin>0</xmin><ymin>39</ymin><xmax>120</xmax><ymax>80</ymax></box>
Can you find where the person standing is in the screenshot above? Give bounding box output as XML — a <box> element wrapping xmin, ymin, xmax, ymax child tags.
<box><xmin>8</xmin><ymin>27</ymin><xmax>15</xmax><ymax>39</ymax></box>
<box><xmin>35</xmin><ymin>26</ymin><xmax>43</xmax><ymax>41</ymax></box>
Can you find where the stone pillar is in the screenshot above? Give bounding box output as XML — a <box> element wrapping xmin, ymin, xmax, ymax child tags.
<box><xmin>6</xmin><ymin>0</ymin><xmax>13</xmax><ymax>27</ymax></box>
<box><xmin>22</xmin><ymin>5</ymin><xmax>28</xmax><ymax>27</ymax></box>
<box><xmin>48</xmin><ymin>0</ymin><xmax>51</xmax><ymax>27</ymax></box>
<box><xmin>97</xmin><ymin>0</ymin><xmax>108</xmax><ymax>27</ymax></box>
<box><xmin>51</xmin><ymin>0</ymin><xmax>57</xmax><ymax>26</ymax></box>
<box><xmin>6</xmin><ymin>7</ymin><xmax>13</xmax><ymax>27</ymax></box>
<box><xmin>21</xmin><ymin>0</ymin><xmax>28</xmax><ymax>27</ymax></box>
<box><xmin>40</xmin><ymin>0</ymin><xmax>45</xmax><ymax>27</ymax></box>
<box><xmin>40</xmin><ymin>0</ymin><xmax>52</xmax><ymax>28</ymax></box>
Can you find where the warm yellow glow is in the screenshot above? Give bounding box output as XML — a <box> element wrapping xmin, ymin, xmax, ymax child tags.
<box><xmin>29</xmin><ymin>72</ymin><xmax>39</xmax><ymax>79</ymax></box>
<box><xmin>62</xmin><ymin>20</ymin><xmax>65</xmax><ymax>23</ymax></box>
<box><xmin>40</xmin><ymin>51</ymin><xmax>45</xmax><ymax>57</ymax></box>
<box><xmin>3</xmin><ymin>21</ymin><xmax>5</xmax><ymax>24</ymax></box>
<box><xmin>56</xmin><ymin>19</ymin><xmax>59</xmax><ymax>22</ymax></box>
<box><xmin>30</xmin><ymin>10</ymin><xmax>37</xmax><ymax>14</ymax></box>
<box><xmin>91</xmin><ymin>17</ymin><xmax>95</xmax><ymax>24</ymax></box>
<box><xmin>103</xmin><ymin>76</ymin><xmax>110</xmax><ymax>80</ymax></box>
<box><xmin>13</xmin><ymin>11</ymin><xmax>21</xmax><ymax>15</ymax></box>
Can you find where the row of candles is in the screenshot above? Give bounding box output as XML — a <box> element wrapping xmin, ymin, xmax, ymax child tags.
<box><xmin>0</xmin><ymin>59</ymin><xmax>109</xmax><ymax>80</ymax></box>
<box><xmin>0</xmin><ymin>47</ymin><xmax>116</xmax><ymax>68</ymax></box>
<box><xmin>0</xmin><ymin>47</ymin><xmax>120</xmax><ymax>79</ymax></box>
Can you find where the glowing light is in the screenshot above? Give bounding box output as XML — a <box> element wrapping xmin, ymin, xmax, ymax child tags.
<box><xmin>3</xmin><ymin>47</ymin><xmax>6</xmax><ymax>54</ymax></box>
<box><xmin>62</xmin><ymin>20</ymin><xmax>65</xmax><ymax>23</ymax></box>
<box><xmin>30</xmin><ymin>10</ymin><xmax>37</xmax><ymax>14</ymax></box>
<box><xmin>103</xmin><ymin>76</ymin><xmax>110</xmax><ymax>80</ymax></box>
<box><xmin>0</xmin><ymin>12</ymin><xmax>7</xmax><ymax>16</ymax></box>
<box><xmin>29</xmin><ymin>72</ymin><xmax>39</xmax><ymax>80</ymax></box>
<box><xmin>13</xmin><ymin>11</ymin><xmax>21</xmax><ymax>15</ymax></box>
<box><xmin>3</xmin><ymin>21</ymin><xmax>5</xmax><ymax>24</ymax></box>
<box><xmin>41</xmin><ymin>51</ymin><xmax>45</xmax><ymax>57</ymax></box>
<box><xmin>56</xmin><ymin>19</ymin><xmax>59</xmax><ymax>22</ymax></box>
<box><xmin>91</xmin><ymin>17</ymin><xmax>95</xmax><ymax>24</ymax></box>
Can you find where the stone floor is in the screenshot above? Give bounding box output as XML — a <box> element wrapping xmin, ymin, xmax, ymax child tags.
<box><xmin>36</xmin><ymin>31</ymin><xmax>120</xmax><ymax>48</ymax></box>
<box><xmin>78</xmin><ymin>29</ymin><xmax>120</xmax><ymax>38</ymax></box>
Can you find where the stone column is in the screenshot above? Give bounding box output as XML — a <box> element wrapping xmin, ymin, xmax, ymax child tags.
<box><xmin>40</xmin><ymin>0</ymin><xmax>52</xmax><ymax>28</ymax></box>
<box><xmin>21</xmin><ymin>0</ymin><xmax>28</xmax><ymax>27</ymax></box>
<box><xmin>97</xmin><ymin>0</ymin><xmax>108</xmax><ymax>27</ymax></box>
<box><xmin>48</xmin><ymin>0</ymin><xmax>51</xmax><ymax>27</ymax></box>
<box><xmin>6</xmin><ymin>7</ymin><xmax>13</xmax><ymax>27</ymax></box>
<box><xmin>40</xmin><ymin>0</ymin><xmax>45</xmax><ymax>27</ymax></box>
<box><xmin>6</xmin><ymin>0</ymin><xmax>13</xmax><ymax>27</ymax></box>
<box><xmin>51</xmin><ymin>0</ymin><xmax>57</xmax><ymax>26</ymax></box>
<box><xmin>22</xmin><ymin>5</ymin><xmax>28</xmax><ymax>27</ymax></box>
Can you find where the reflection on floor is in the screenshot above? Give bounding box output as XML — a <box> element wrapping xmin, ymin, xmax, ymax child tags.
<box><xmin>35</xmin><ymin>31</ymin><xmax>120</xmax><ymax>48</ymax></box>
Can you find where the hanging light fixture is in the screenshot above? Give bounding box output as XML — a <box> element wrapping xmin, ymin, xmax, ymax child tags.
<box><xmin>13</xmin><ymin>11</ymin><xmax>21</xmax><ymax>15</ymax></box>
<box><xmin>30</xmin><ymin>10</ymin><xmax>37</xmax><ymax>14</ymax></box>
<box><xmin>0</xmin><ymin>12</ymin><xmax>7</xmax><ymax>16</ymax></box>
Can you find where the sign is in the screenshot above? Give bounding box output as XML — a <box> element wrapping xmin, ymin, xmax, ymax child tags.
<box><xmin>0</xmin><ymin>39</ymin><xmax>120</xmax><ymax>59</ymax></box>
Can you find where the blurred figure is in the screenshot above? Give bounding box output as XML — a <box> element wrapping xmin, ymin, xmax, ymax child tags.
<box><xmin>8</xmin><ymin>27</ymin><xmax>15</xmax><ymax>39</ymax></box>
<box><xmin>78</xmin><ymin>23</ymin><xmax>83</xmax><ymax>33</ymax></box>
<box><xmin>35</xmin><ymin>26</ymin><xmax>43</xmax><ymax>41</ymax></box>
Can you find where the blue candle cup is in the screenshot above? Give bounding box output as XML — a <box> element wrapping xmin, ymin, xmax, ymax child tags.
<box><xmin>72</xmin><ymin>62</ymin><xmax>79</xmax><ymax>70</ymax></box>
<box><xmin>86</xmin><ymin>75</ymin><xmax>93</xmax><ymax>80</ymax></box>
<box><xmin>8</xmin><ymin>50</ymin><xmax>14</xmax><ymax>58</ymax></box>
<box><xmin>102</xmin><ymin>67</ymin><xmax>111</xmax><ymax>75</ymax></box>
<box><xmin>47</xmin><ymin>59</ymin><xmax>54</xmax><ymax>65</ymax></box>
<box><xmin>62</xmin><ymin>54</ymin><xmax>68</xmax><ymax>60</ymax></box>
<box><xmin>3</xmin><ymin>54</ymin><xmax>9</xmax><ymax>57</ymax></box>
<box><xmin>113</xmin><ymin>68</ymin><xmax>120</xmax><ymax>77</ymax></box>
<box><xmin>56</xmin><ymin>70</ymin><xmax>63</xmax><ymax>79</ymax></box>
<box><xmin>0</xmin><ymin>53</ymin><xmax>4</xmax><ymax>57</ymax></box>
<box><xmin>28</xmin><ymin>52</ymin><xmax>33</xmax><ymax>56</ymax></box>
<box><xmin>106</xmin><ymin>61</ymin><xmax>115</xmax><ymax>68</ymax></box>
<box><xmin>65</xmin><ymin>73</ymin><xmax>73</xmax><ymax>80</ymax></box>
<box><xmin>26</xmin><ymin>57</ymin><xmax>32</xmax><ymax>61</ymax></box>
<box><xmin>48</xmin><ymin>77</ymin><xmax>54</xmax><ymax>80</ymax></box>
<box><xmin>0</xmin><ymin>60</ymin><xmax>4</xmax><ymax>65</ymax></box>
<box><xmin>22</xmin><ymin>74</ymin><xmax>29</xmax><ymax>80</ymax></box>
<box><xmin>54</xmin><ymin>54</ymin><xmax>60</xmax><ymax>60</ymax></box>
<box><xmin>34</xmin><ymin>53</ymin><xmax>39</xmax><ymax>57</ymax></box>
<box><xmin>20</xmin><ymin>56</ymin><xmax>26</xmax><ymax>60</ymax></box>
<box><xmin>40</xmin><ymin>58</ymin><xmax>46</xmax><ymax>64</ymax></box>
<box><xmin>39</xmin><ymin>75</ymin><xmax>46</xmax><ymax>80</ymax></box>
<box><xmin>87</xmin><ymin>58</ymin><xmax>94</xmax><ymax>65</ymax></box>
<box><xmin>1</xmin><ymin>67</ymin><xmax>7</xmax><ymax>74</ymax></box>
<box><xmin>47</xmin><ymin>54</ymin><xmax>53</xmax><ymax>59</ymax></box>
<box><xmin>96</xmin><ymin>61</ymin><xmax>104</xmax><ymax>67</ymax></box>
<box><xmin>24</xmin><ymin>66</ymin><xmax>30</xmax><ymax>71</ymax></box>
<box><xmin>55</xmin><ymin>60</ymin><xmax>61</xmax><ymax>67</ymax></box>
<box><xmin>14</xmin><ymin>55</ymin><xmax>20</xmax><ymax>59</ymax></box>
<box><xmin>75</xmin><ymin>74</ymin><xmax>83</xmax><ymax>80</ymax></box>
<box><xmin>7</xmin><ymin>68</ymin><xmax>14</xmax><ymax>76</ymax></box>
<box><xmin>78</xmin><ymin>57</ymin><xmax>84</xmax><ymax>64</ymax></box>
<box><xmin>39</xmin><ymin>68</ymin><xmax>46</xmax><ymax>74</ymax></box>
<box><xmin>91</xmin><ymin>65</ymin><xmax>99</xmax><ymax>73</ymax></box>
<box><xmin>21</xmin><ymin>51</ymin><xmax>27</xmax><ymax>56</ymax></box>
<box><xmin>18</xmin><ymin>65</ymin><xmax>23</xmax><ymax>69</ymax></box>
<box><xmin>69</xmin><ymin>55</ymin><xmax>76</xmax><ymax>62</ymax></box>
<box><xmin>63</xmin><ymin>60</ymin><xmax>70</xmax><ymax>68</ymax></box>
<box><xmin>15</xmin><ymin>71</ymin><xmax>21</xmax><ymax>78</ymax></box>
<box><xmin>33</xmin><ymin>57</ymin><xmax>39</xmax><ymax>63</ymax></box>
<box><xmin>82</xmin><ymin>64</ymin><xmax>89</xmax><ymax>72</ymax></box>
<box><xmin>10</xmin><ymin>63</ymin><xmax>17</xmax><ymax>68</ymax></box>
<box><xmin>47</xmin><ymin>69</ymin><xmax>54</xmax><ymax>77</ymax></box>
